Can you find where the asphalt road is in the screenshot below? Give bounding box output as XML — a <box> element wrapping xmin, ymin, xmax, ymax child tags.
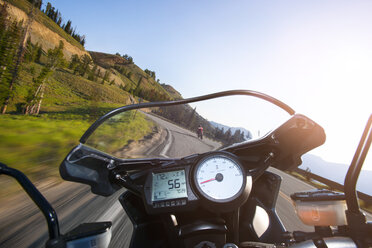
<box><xmin>1</xmin><ymin>115</ymin><xmax>369</xmax><ymax>247</ymax></box>
<box><xmin>144</xmin><ymin>113</ymin><xmax>221</xmax><ymax>158</ymax></box>
<box><xmin>269</xmin><ymin>167</ymin><xmax>315</xmax><ymax>232</ymax></box>
<box><xmin>0</xmin><ymin>114</ymin><xmax>221</xmax><ymax>248</ymax></box>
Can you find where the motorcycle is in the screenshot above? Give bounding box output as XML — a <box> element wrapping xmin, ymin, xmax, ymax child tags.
<box><xmin>197</xmin><ymin>127</ymin><xmax>203</xmax><ymax>140</ymax></box>
<box><xmin>1</xmin><ymin>90</ymin><xmax>371</xmax><ymax>248</ymax></box>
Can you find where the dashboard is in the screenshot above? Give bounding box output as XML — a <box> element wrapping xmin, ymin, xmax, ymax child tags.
<box><xmin>61</xmin><ymin>114</ymin><xmax>325</xmax><ymax>201</ymax></box>
<box><xmin>142</xmin><ymin>152</ymin><xmax>252</xmax><ymax>214</ymax></box>
<box><xmin>151</xmin><ymin>170</ymin><xmax>188</xmax><ymax>202</ymax></box>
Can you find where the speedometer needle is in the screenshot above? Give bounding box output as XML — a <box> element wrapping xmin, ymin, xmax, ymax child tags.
<box><xmin>200</xmin><ymin>178</ymin><xmax>215</xmax><ymax>184</ymax></box>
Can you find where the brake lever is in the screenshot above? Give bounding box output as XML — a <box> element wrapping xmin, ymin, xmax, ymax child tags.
<box><xmin>112</xmin><ymin>171</ymin><xmax>142</xmax><ymax>196</ymax></box>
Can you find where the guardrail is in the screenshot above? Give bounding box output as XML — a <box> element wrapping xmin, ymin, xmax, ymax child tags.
<box><xmin>291</xmin><ymin>167</ymin><xmax>372</xmax><ymax>206</ymax></box>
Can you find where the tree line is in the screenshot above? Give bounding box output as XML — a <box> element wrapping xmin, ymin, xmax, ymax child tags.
<box><xmin>0</xmin><ymin>6</ymin><xmax>167</xmax><ymax>114</ymax></box>
<box><xmin>0</xmin><ymin>1</ymin><xmax>163</xmax><ymax>114</ymax></box>
<box><xmin>154</xmin><ymin>105</ymin><xmax>248</xmax><ymax>146</ymax></box>
<box><xmin>0</xmin><ymin>2</ymin><xmax>66</xmax><ymax>115</ymax></box>
<box><xmin>0</xmin><ymin>2</ymin><xmax>78</xmax><ymax>114</ymax></box>
<box><xmin>24</xmin><ymin>40</ymin><xmax>65</xmax><ymax>114</ymax></box>
<box><xmin>214</xmin><ymin>127</ymin><xmax>247</xmax><ymax>146</ymax></box>
<box><xmin>0</xmin><ymin>2</ymin><xmax>27</xmax><ymax>114</ymax></box>
<box><xmin>144</xmin><ymin>69</ymin><xmax>156</xmax><ymax>80</ymax></box>
<box><xmin>115</xmin><ymin>52</ymin><xmax>134</xmax><ymax>64</ymax></box>
<box><xmin>69</xmin><ymin>54</ymin><xmax>110</xmax><ymax>84</ymax></box>
<box><xmin>26</xmin><ymin>0</ymin><xmax>86</xmax><ymax>46</ymax></box>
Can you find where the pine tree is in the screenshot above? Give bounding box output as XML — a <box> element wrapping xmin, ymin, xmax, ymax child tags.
<box><xmin>101</xmin><ymin>70</ymin><xmax>110</xmax><ymax>84</ymax></box>
<box><xmin>80</xmin><ymin>54</ymin><xmax>91</xmax><ymax>77</ymax></box>
<box><xmin>96</xmin><ymin>68</ymin><xmax>101</xmax><ymax>79</ymax></box>
<box><xmin>64</xmin><ymin>20</ymin><xmax>72</xmax><ymax>34</ymax></box>
<box><xmin>24</xmin><ymin>41</ymin><xmax>65</xmax><ymax>115</ymax></box>
<box><xmin>35</xmin><ymin>0</ymin><xmax>42</xmax><ymax>10</ymax></box>
<box><xmin>35</xmin><ymin>43</ymin><xmax>43</xmax><ymax>63</ymax></box>
<box><xmin>0</xmin><ymin>20</ymin><xmax>22</xmax><ymax>109</ymax></box>
<box><xmin>88</xmin><ymin>64</ymin><xmax>97</xmax><ymax>81</ymax></box>
<box><xmin>69</xmin><ymin>54</ymin><xmax>80</xmax><ymax>72</ymax></box>
<box><xmin>188</xmin><ymin>107</ymin><xmax>197</xmax><ymax>128</ymax></box>
<box><xmin>80</xmin><ymin>35</ymin><xmax>85</xmax><ymax>47</ymax></box>
<box><xmin>44</xmin><ymin>2</ymin><xmax>51</xmax><ymax>15</ymax></box>
<box><xmin>24</xmin><ymin>38</ymin><xmax>40</xmax><ymax>63</ymax></box>
<box><xmin>134</xmin><ymin>77</ymin><xmax>143</xmax><ymax>96</ymax></box>
<box><xmin>57</xmin><ymin>16</ymin><xmax>62</xmax><ymax>26</ymax></box>
<box><xmin>1</xmin><ymin>3</ymin><xmax>35</xmax><ymax>114</ymax></box>
<box><xmin>127</xmin><ymin>71</ymin><xmax>133</xmax><ymax>80</ymax></box>
<box><xmin>224</xmin><ymin>129</ymin><xmax>232</xmax><ymax>144</ymax></box>
<box><xmin>232</xmin><ymin>129</ymin><xmax>244</xmax><ymax>144</ymax></box>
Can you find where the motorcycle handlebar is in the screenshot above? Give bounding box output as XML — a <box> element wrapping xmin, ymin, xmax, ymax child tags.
<box><xmin>0</xmin><ymin>162</ymin><xmax>60</xmax><ymax>240</ymax></box>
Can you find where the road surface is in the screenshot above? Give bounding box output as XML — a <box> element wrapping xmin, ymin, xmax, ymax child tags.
<box><xmin>1</xmin><ymin>114</ymin><xmax>369</xmax><ymax>247</ymax></box>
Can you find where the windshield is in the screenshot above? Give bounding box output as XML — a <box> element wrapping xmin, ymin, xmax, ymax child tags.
<box><xmin>84</xmin><ymin>94</ymin><xmax>291</xmax><ymax>159</ymax></box>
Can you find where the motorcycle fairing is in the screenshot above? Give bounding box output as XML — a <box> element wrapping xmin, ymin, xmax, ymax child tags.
<box><xmin>60</xmin><ymin>114</ymin><xmax>325</xmax><ymax>197</ymax></box>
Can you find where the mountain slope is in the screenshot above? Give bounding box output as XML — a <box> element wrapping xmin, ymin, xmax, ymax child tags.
<box><xmin>161</xmin><ymin>84</ymin><xmax>183</xmax><ymax>100</ymax></box>
<box><xmin>89</xmin><ymin>51</ymin><xmax>175</xmax><ymax>101</ymax></box>
<box><xmin>3</xmin><ymin>0</ymin><xmax>88</xmax><ymax>58</ymax></box>
<box><xmin>300</xmin><ymin>154</ymin><xmax>372</xmax><ymax>195</ymax></box>
<box><xmin>2</xmin><ymin>0</ymin><xmax>179</xmax><ymax>113</ymax></box>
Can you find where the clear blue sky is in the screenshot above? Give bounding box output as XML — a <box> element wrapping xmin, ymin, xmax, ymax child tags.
<box><xmin>47</xmin><ymin>0</ymin><xmax>372</xmax><ymax>168</ymax></box>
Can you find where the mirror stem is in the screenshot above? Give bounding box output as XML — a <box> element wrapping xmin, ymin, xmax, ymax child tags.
<box><xmin>344</xmin><ymin>114</ymin><xmax>372</xmax><ymax>214</ymax></box>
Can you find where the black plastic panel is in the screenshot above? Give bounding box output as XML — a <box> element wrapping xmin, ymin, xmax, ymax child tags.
<box><xmin>227</xmin><ymin>114</ymin><xmax>326</xmax><ymax>171</ymax></box>
<box><xmin>60</xmin><ymin>144</ymin><xmax>120</xmax><ymax>196</ymax></box>
<box><xmin>142</xmin><ymin>165</ymin><xmax>199</xmax><ymax>214</ymax></box>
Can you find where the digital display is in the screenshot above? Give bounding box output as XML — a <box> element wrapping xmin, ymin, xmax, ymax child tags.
<box><xmin>152</xmin><ymin>170</ymin><xmax>187</xmax><ymax>202</ymax></box>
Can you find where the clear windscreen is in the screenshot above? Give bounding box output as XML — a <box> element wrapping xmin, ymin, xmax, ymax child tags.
<box><xmin>85</xmin><ymin>95</ymin><xmax>290</xmax><ymax>159</ymax></box>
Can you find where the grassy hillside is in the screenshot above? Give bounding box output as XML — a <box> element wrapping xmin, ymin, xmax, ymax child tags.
<box><xmin>3</xmin><ymin>0</ymin><xmax>176</xmax><ymax>110</ymax></box>
<box><xmin>0</xmin><ymin>0</ymin><xmax>183</xmax><ymax>192</ymax></box>
<box><xmin>89</xmin><ymin>51</ymin><xmax>174</xmax><ymax>101</ymax></box>
<box><xmin>0</xmin><ymin>57</ymin><xmax>159</xmax><ymax>194</ymax></box>
<box><xmin>161</xmin><ymin>84</ymin><xmax>183</xmax><ymax>100</ymax></box>
<box><xmin>8</xmin><ymin>62</ymin><xmax>132</xmax><ymax>113</ymax></box>
<box><xmin>5</xmin><ymin>0</ymin><xmax>85</xmax><ymax>51</ymax></box>
<box><xmin>1</xmin><ymin>59</ymin><xmax>134</xmax><ymax>180</ymax></box>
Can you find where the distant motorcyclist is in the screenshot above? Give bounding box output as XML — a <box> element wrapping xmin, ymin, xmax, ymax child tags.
<box><xmin>197</xmin><ymin>125</ymin><xmax>203</xmax><ymax>139</ymax></box>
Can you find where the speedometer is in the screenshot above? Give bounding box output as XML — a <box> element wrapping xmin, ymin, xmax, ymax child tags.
<box><xmin>193</xmin><ymin>153</ymin><xmax>249</xmax><ymax>205</ymax></box>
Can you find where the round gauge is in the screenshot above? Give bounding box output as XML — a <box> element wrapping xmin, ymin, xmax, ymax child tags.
<box><xmin>194</xmin><ymin>153</ymin><xmax>245</xmax><ymax>202</ymax></box>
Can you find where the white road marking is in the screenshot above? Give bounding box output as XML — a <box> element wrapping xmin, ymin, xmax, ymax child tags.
<box><xmin>160</xmin><ymin>128</ymin><xmax>172</xmax><ymax>158</ymax></box>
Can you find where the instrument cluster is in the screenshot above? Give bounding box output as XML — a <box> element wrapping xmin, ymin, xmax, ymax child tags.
<box><xmin>142</xmin><ymin>152</ymin><xmax>252</xmax><ymax>214</ymax></box>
